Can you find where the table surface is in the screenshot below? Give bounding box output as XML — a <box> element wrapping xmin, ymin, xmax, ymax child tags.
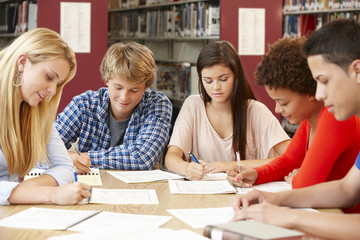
<box><xmin>0</xmin><ymin>170</ymin><xmax>343</xmax><ymax>240</ymax></box>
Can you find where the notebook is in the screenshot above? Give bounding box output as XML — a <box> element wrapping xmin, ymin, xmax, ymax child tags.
<box><xmin>24</xmin><ymin>168</ymin><xmax>103</xmax><ymax>186</ymax></box>
<box><xmin>203</xmin><ymin>221</ymin><xmax>304</xmax><ymax>240</ymax></box>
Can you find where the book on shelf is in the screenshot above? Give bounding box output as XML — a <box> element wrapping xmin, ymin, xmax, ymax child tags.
<box><xmin>108</xmin><ymin>2</ymin><xmax>220</xmax><ymax>38</ymax></box>
<box><xmin>154</xmin><ymin>62</ymin><xmax>196</xmax><ymax>100</ymax></box>
<box><xmin>0</xmin><ymin>3</ymin><xmax>17</xmax><ymax>34</ymax></box>
<box><xmin>284</xmin><ymin>0</ymin><xmax>360</xmax><ymax>12</ymax></box>
<box><xmin>203</xmin><ymin>221</ymin><xmax>304</xmax><ymax>240</ymax></box>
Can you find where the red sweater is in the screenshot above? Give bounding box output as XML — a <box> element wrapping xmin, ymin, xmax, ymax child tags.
<box><xmin>255</xmin><ymin>107</ymin><xmax>360</xmax><ymax>213</ymax></box>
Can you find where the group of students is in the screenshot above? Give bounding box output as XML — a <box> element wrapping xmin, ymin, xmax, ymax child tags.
<box><xmin>0</xmin><ymin>18</ymin><xmax>359</xmax><ymax>239</ymax></box>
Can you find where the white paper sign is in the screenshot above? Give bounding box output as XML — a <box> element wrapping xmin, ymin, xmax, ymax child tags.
<box><xmin>61</xmin><ymin>2</ymin><xmax>91</xmax><ymax>53</ymax></box>
<box><xmin>238</xmin><ymin>8</ymin><xmax>265</xmax><ymax>55</ymax></box>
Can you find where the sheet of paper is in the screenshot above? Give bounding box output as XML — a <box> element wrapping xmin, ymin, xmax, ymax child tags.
<box><xmin>107</xmin><ymin>169</ymin><xmax>184</xmax><ymax>183</ymax></box>
<box><xmin>89</xmin><ymin>188</ymin><xmax>159</xmax><ymax>204</ymax></box>
<box><xmin>77</xmin><ymin>168</ymin><xmax>102</xmax><ymax>186</ymax></box>
<box><xmin>48</xmin><ymin>228</ymin><xmax>209</xmax><ymax>240</ymax></box>
<box><xmin>60</xmin><ymin>2</ymin><xmax>91</xmax><ymax>53</ymax></box>
<box><xmin>168</xmin><ymin>179</ymin><xmax>236</xmax><ymax>194</ymax></box>
<box><xmin>202</xmin><ymin>172</ymin><xmax>227</xmax><ymax>181</ymax></box>
<box><xmin>236</xmin><ymin>181</ymin><xmax>292</xmax><ymax>194</ymax></box>
<box><xmin>238</xmin><ymin>8</ymin><xmax>265</xmax><ymax>55</ymax></box>
<box><xmin>24</xmin><ymin>168</ymin><xmax>102</xmax><ymax>186</ymax></box>
<box><xmin>167</xmin><ymin>207</ymin><xmax>235</xmax><ymax>228</ymax></box>
<box><xmin>0</xmin><ymin>207</ymin><xmax>101</xmax><ymax>230</ymax></box>
<box><xmin>68</xmin><ymin>211</ymin><xmax>171</xmax><ymax>232</ymax></box>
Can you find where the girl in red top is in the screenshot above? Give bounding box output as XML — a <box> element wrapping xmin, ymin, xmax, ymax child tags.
<box><xmin>227</xmin><ymin>37</ymin><xmax>360</xmax><ymax>213</ymax></box>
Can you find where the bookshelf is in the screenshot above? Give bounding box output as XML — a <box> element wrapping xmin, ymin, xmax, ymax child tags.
<box><xmin>108</xmin><ymin>0</ymin><xmax>220</xmax><ymax>109</ymax></box>
<box><xmin>283</xmin><ymin>0</ymin><xmax>360</xmax><ymax>38</ymax></box>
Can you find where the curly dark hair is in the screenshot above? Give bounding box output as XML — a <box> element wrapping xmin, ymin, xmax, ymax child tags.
<box><xmin>255</xmin><ymin>37</ymin><xmax>316</xmax><ymax>96</ymax></box>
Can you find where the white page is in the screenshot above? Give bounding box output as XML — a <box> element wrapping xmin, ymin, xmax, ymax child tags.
<box><xmin>168</xmin><ymin>179</ymin><xmax>236</xmax><ymax>194</ymax></box>
<box><xmin>107</xmin><ymin>169</ymin><xmax>184</xmax><ymax>183</ymax></box>
<box><xmin>202</xmin><ymin>172</ymin><xmax>227</xmax><ymax>181</ymax></box>
<box><xmin>89</xmin><ymin>188</ymin><xmax>159</xmax><ymax>204</ymax></box>
<box><xmin>0</xmin><ymin>207</ymin><xmax>101</xmax><ymax>230</ymax></box>
<box><xmin>49</xmin><ymin>228</ymin><xmax>209</xmax><ymax>240</ymax></box>
<box><xmin>167</xmin><ymin>207</ymin><xmax>235</xmax><ymax>228</ymax></box>
<box><xmin>236</xmin><ymin>181</ymin><xmax>292</xmax><ymax>194</ymax></box>
<box><xmin>68</xmin><ymin>211</ymin><xmax>171</xmax><ymax>232</ymax></box>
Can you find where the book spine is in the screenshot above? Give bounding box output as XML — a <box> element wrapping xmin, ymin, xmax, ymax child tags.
<box><xmin>203</xmin><ymin>225</ymin><xmax>258</xmax><ymax>240</ymax></box>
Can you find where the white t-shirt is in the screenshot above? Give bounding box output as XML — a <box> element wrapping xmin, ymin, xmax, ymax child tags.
<box><xmin>169</xmin><ymin>95</ymin><xmax>289</xmax><ymax>163</ymax></box>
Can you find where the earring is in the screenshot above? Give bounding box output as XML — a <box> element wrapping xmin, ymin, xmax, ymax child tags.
<box><xmin>13</xmin><ymin>72</ymin><xmax>23</xmax><ymax>87</ymax></box>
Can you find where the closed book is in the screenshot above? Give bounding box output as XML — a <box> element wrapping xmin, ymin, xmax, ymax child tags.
<box><xmin>203</xmin><ymin>221</ymin><xmax>304</xmax><ymax>240</ymax></box>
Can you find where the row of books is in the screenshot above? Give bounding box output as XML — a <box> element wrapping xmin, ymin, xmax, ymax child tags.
<box><xmin>109</xmin><ymin>3</ymin><xmax>219</xmax><ymax>38</ymax></box>
<box><xmin>109</xmin><ymin>0</ymin><xmax>205</xmax><ymax>10</ymax></box>
<box><xmin>0</xmin><ymin>1</ymin><xmax>37</xmax><ymax>34</ymax></box>
<box><xmin>284</xmin><ymin>0</ymin><xmax>360</xmax><ymax>12</ymax></box>
<box><xmin>283</xmin><ymin>11</ymin><xmax>360</xmax><ymax>37</ymax></box>
<box><xmin>153</xmin><ymin>63</ymin><xmax>198</xmax><ymax>100</ymax></box>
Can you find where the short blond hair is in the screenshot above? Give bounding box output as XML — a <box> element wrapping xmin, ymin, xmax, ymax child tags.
<box><xmin>100</xmin><ymin>42</ymin><xmax>155</xmax><ymax>88</ymax></box>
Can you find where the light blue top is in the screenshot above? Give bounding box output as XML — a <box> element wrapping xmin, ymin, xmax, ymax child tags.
<box><xmin>0</xmin><ymin>125</ymin><xmax>74</xmax><ymax>205</ymax></box>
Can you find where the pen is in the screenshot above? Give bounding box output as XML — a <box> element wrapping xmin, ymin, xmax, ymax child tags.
<box><xmin>74</xmin><ymin>166</ymin><xmax>78</xmax><ymax>182</ymax></box>
<box><xmin>236</xmin><ymin>152</ymin><xmax>242</xmax><ymax>174</ymax></box>
<box><xmin>189</xmin><ymin>151</ymin><xmax>200</xmax><ymax>164</ymax></box>
<box><xmin>72</xmin><ymin>143</ymin><xmax>81</xmax><ymax>156</ymax></box>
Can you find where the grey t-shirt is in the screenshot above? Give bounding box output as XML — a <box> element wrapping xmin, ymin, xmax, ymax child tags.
<box><xmin>109</xmin><ymin>109</ymin><xmax>130</xmax><ymax>147</ymax></box>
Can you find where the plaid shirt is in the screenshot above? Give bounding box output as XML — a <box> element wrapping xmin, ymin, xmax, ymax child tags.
<box><xmin>55</xmin><ymin>87</ymin><xmax>172</xmax><ymax>170</ymax></box>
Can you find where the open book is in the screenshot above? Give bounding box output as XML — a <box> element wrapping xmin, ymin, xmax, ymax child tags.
<box><xmin>24</xmin><ymin>168</ymin><xmax>103</xmax><ymax>186</ymax></box>
<box><xmin>0</xmin><ymin>207</ymin><xmax>171</xmax><ymax>231</ymax></box>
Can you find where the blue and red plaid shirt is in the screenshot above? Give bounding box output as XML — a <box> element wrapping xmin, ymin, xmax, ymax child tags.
<box><xmin>55</xmin><ymin>87</ymin><xmax>172</xmax><ymax>170</ymax></box>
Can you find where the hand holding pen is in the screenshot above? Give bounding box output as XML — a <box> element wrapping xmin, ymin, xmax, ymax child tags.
<box><xmin>187</xmin><ymin>151</ymin><xmax>207</xmax><ymax>180</ymax></box>
<box><xmin>70</xmin><ymin>143</ymin><xmax>91</xmax><ymax>174</ymax></box>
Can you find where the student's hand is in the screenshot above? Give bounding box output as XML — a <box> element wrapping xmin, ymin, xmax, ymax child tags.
<box><xmin>205</xmin><ymin>161</ymin><xmax>234</xmax><ymax>173</ymax></box>
<box><xmin>232</xmin><ymin>189</ymin><xmax>278</xmax><ymax>215</ymax></box>
<box><xmin>227</xmin><ymin>165</ymin><xmax>258</xmax><ymax>188</ymax></box>
<box><xmin>52</xmin><ymin>182</ymin><xmax>91</xmax><ymax>205</ymax></box>
<box><xmin>284</xmin><ymin>168</ymin><xmax>299</xmax><ymax>184</ymax></box>
<box><xmin>186</xmin><ymin>160</ymin><xmax>207</xmax><ymax>180</ymax></box>
<box><xmin>232</xmin><ymin>201</ymin><xmax>294</xmax><ymax>229</ymax></box>
<box><xmin>69</xmin><ymin>151</ymin><xmax>91</xmax><ymax>174</ymax></box>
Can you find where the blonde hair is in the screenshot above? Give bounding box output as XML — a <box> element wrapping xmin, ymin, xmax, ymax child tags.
<box><xmin>100</xmin><ymin>42</ymin><xmax>155</xmax><ymax>88</ymax></box>
<box><xmin>0</xmin><ymin>28</ymin><xmax>77</xmax><ymax>177</ymax></box>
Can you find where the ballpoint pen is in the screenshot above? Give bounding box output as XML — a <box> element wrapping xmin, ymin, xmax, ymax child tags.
<box><xmin>189</xmin><ymin>151</ymin><xmax>200</xmax><ymax>164</ymax></box>
<box><xmin>74</xmin><ymin>166</ymin><xmax>78</xmax><ymax>182</ymax></box>
<box><xmin>72</xmin><ymin>143</ymin><xmax>81</xmax><ymax>156</ymax></box>
<box><xmin>236</xmin><ymin>152</ymin><xmax>242</xmax><ymax>174</ymax></box>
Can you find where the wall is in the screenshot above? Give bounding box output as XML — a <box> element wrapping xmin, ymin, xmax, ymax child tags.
<box><xmin>220</xmin><ymin>0</ymin><xmax>283</xmax><ymax>120</ymax></box>
<box><xmin>37</xmin><ymin>0</ymin><xmax>108</xmax><ymax>112</ymax></box>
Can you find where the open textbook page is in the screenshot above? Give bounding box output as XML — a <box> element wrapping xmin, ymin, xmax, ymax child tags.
<box><xmin>168</xmin><ymin>179</ymin><xmax>236</xmax><ymax>194</ymax></box>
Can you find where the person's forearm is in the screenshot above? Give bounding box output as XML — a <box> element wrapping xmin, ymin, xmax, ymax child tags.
<box><xmin>165</xmin><ymin>152</ymin><xmax>189</xmax><ymax>176</ymax></box>
<box><xmin>278</xmin><ymin>179</ymin><xmax>351</xmax><ymax>208</ymax></box>
<box><xmin>288</xmin><ymin>209</ymin><xmax>360</xmax><ymax>240</ymax></box>
<box><xmin>8</xmin><ymin>184</ymin><xmax>56</xmax><ymax>204</ymax></box>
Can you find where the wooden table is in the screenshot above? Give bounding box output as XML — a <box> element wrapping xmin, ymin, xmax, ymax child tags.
<box><xmin>0</xmin><ymin>170</ymin><xmax>343</xmax><ymax>240</ymax></box>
